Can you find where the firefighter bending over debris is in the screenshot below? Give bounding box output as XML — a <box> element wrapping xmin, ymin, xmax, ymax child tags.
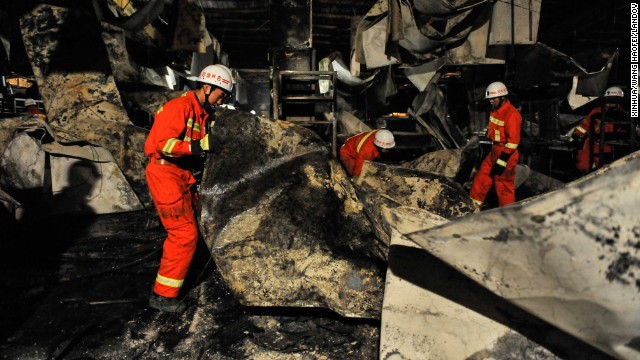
<box><xmin>568</xmin><ymin>86</ymin><xmax>631</xmax><ymax>174</ymax></box>
<box><xmin>339</xmin><ymin>129</ymin><xmax>395</xmax><ymax>178</ymax></box>
<box><xmin>469</xmin><ymin>81</ymin><xmax>522</xmax><ymax>210</ymax></box>
<box><xmin>144</xmin><ymin>64</ymin><xmax>233</xmax><ymax>313</ymax></box>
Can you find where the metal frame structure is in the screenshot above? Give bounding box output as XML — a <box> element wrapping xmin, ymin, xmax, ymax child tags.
<box><xmin>272</xmin><ymin>70</ymin><xmax>337</xmax><ymax>155</ymax></box>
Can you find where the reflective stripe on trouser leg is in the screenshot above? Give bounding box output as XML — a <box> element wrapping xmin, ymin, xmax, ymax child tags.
<box><xmin>146</xmin><ymin>163</ymin><xmax>198</xmax><ymax>298</ymax></box>
<box><xmin>494</xmin><ymin>151</ymin><xmax>518</xmax><ymax>207</ymax></box>
<box><xmin>154</xmin><ymin>192</ymin><xmax>198</xmax><ymax>298</ymax></box>
<box><xmin>469</xmin><ymin>153</ymin><xmax>494</xmax><ymax>205</ymax></box>
<box><xmin>470</xmin><ymin>197</ymin><xmax>483</xmax><ymax>207</ymax></box>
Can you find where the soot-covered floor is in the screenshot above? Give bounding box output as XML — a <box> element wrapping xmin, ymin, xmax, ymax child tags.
<box><xmin>0</xmin><ymin>210</ymin><xmax>378</xmax><ymax>359</ymax></box>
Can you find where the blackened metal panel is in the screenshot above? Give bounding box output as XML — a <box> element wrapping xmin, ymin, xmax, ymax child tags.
<box><xmin>270</xmin><ymin>0</ymin><xmax>312</xmax><ymax>49</ymax></box>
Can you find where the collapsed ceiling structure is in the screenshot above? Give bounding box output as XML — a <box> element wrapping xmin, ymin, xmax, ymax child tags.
<box><xmin>0</xmin><ymin>0</ymin><xmax>637</xmax><ymax>359</ymax></box>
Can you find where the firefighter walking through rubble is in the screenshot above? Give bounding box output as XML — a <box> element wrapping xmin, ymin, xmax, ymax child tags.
<box><xmin>144</xmin><ymin>64</ymin><xmax>233</xmax><ymax>313</ymax></box>
<box><xmin>339</xmin><ymin>129</ymin><xmax>395</xmax><ymax>178</ymax></box>
<box><xmin>469</xmin><ymin>81</ymin><xmax>522</xmax><ymax>210</ymax></box>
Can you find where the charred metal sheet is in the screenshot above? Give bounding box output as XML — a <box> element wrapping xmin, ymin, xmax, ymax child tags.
<box><xmin>353</xmin><ymin>0</ymin><xmax>494</xmax><ymax>70</ymax></box>
<box><xmin>0</xmin><ymin>127</ymin><xmax>47</xmax><ymax>191</ymax></box>
<box><xmin>413</xmin><ymin>0</ymin><xmax>489</xmax><ymax>16</ymax></box>
<box><xmin>0</xmin><ymin>187</ymin><xmax>22</xmax><ymax>222</ymax></box>
<box><xmin>198</xmin><ymin>109</ymin><xmax>385</xmax><ymax>319</ymax></box>
<box><xmin>488</xmin><ymin>0</ymin><xmax>542</xmax><ymax>46</ymax></box>
<box><xmin>512</xmin><ymin>44</ymin><xmax>618</xmax><ymax>109</ymax></box>
<box><xmin>337</xmin><ymin>110</ymin><xmax>372</xmax><ymax>136</ymax></box>
<box><xmin>407</xmin><ymin>151</ymin><xmax>640</xmax><ymax>359</ymax></box>
<box><xmin>445</xmin><ymin>3</ymin><xmax>507</xmax><ymax>65</ymax></box>
<box><xmin>330</xmin><ymin>57</ymin><xmax>380</xmax><ymax>91</ymax></box>
<box><xmin>354</xmin><ymin>161</ymin><xmax>475</xmax><ymax>246</ymax></box>
<box><xmin>95</xmin><ymin>0</ymin><xmax>218</xmax><ymax>55</ymax></box>
<box><xmin>99</xmin><ymin>20</ymin><xmax>185</xmax><ymax>119</ymax></box>
<box><xmin>99</xmin><ymin>22</ymin><xmax>159</xmax><ymax>87</ymax></box>
<box><xmin>403</xmin><ymin>57</ymin><xmax>445</xmax><ymax>92</ymax></box>
<box><xmin>351</xmin><ymin>0</ymin><xmax>400</xmax><ymax>72</ymax></box>
<box><xmin>93</xmin><ymin>0</ymin><xmax>167</xmax><ymax>47</ymax></box>
<box><xmin>48</xmin><ymin>154</ymin><xmax>143</xmax><ymax>215</ymax></box>
<box><xmin>20</xmin><ymin>5</ymin><xmax>151</xmax><ymax>206</ymax></box>
<box><xmin>0</xmin><ymin>125</ymin><xmax>143</xmax><ymax>215</ymax></box>
<box><xmin>410</xmin><ymin>83</ymin><xmax>466</xmax><ymax>148</ymax></box>
<box><xmin>270</xmin><ymin>0</ymin><xmax>312</xmax><ymax>50</ymax></box>
<box><xmin>0</xmin><ymin>116</ymin><xmax>45</xmax><ymax>158</ymax></box>
<box><xmin>381</xmin><ymin>216</ymin><xmax>575</xmax><ymax>360</ymax></box>
<box><xmin>170</xmin><ymin>0</ymin><xmax>214</xmax><ymax>53</ymax></box>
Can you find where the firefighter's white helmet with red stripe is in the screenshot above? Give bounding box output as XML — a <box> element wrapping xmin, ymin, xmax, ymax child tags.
<box><xmin>197</xmin><ymin>64</ymin><xmax>233</xmax><ymax>92</ymax></box>
<box><xmin>604</xmin><ymin>86</ymin><xmax>624</xmax><ymax>98</ymax></box>
<box><xmin>485</xmin><ymin>81</ymin><xmax>508</xmax><ymax>99</ymax></box>
<box><xmin>374</xmin><ymin>129</ymin><xmax>395</xmax><ymax>149</ymax></box>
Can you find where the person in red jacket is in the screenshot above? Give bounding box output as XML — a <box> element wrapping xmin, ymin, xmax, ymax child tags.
<box><xmin>144</xmin><ymin>64</ymin><xmax>233</xmax><ymax>313</ymax></box>
<box><xmin>570</xmin><ymin>86</ymin><xmax>629</xmax><ymax>174</ymax></box>
<box><xmin>469</xmin><ymin>81</ymin><xmax>522</xmax><ymax>210</ymax></box>
<box><xmin>339</xmin><ymin>129</ymin><xmax>395</xmax><ymax>177</ymax></box>
<box><xmin>24</xmin><ymin>98</ymin><xmax>48</xmax><ymax>123</ymax></box>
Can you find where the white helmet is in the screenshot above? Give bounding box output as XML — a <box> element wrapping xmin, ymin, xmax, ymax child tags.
<box><xmin>25</xmin><ymin>98</ymin><xmax>36</xmax><ymax>107</ymax></box>
<box><xmin>197</xmin><ymin>64</ymin><xmax>233</xmax><ymax>92</ymax></box>
<box><xmin>374</xmin><ymin>129</ymin><xmax>395</xmax><ymax>149</ymax></box>
<box><xmin>604</xmin><ymin>86</ymin><xmax>624</xmax><ymax>98</ymax></box>
<box><xmin>485</xmin><ymin>81</ymin><xmax>508</xmax><ymax>99</ymax></box>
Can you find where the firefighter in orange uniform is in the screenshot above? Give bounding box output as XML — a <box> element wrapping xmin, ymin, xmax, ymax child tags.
<box><xmin>339</xmin><ymin>129</ymin><xmax>395</xmax><ymax>177</ymax></box>
<box><xmin>144</xmin><ymin>64</ymin><xmax>233</xmax><ymax>313</ymax></box>
<box><xmin>24</xmin><ymin>98</ymin><xmax>48</xmax><ymax>123</ymax></box>
<box><xmin>570</xmin><ymin>86</ymin><xmax>628</xmax><ymax>174</ymax></box>
<box><xmin>469</xmin><ymin>81</ymin><xmax>521</xmax><ymax>210</ymax></box>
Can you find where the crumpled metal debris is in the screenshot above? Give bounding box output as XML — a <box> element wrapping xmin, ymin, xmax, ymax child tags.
<box><xmin>198</xmin><ymin>108</ymin><xmax>386</xmax><ymax>318</ymax></box>
<box><xmin>406</xmin><ymin>151</ymin><xmax>640</xmax><ymax>359</ymax></box>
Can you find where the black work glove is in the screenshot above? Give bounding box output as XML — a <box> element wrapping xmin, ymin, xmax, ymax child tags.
<box><xmin>191</xmin><ymin>134</ymin><xmax>219</xmax><ymax>157</ymax></box>
<box><xmin>569</xmin><ymin>133</ymin><xmax>585</xmax><ymax>149</ymax></box>
<box><xmin>489</xmin><ymin>152</ymin><xmax>511</xmax><ymax>177</ymax></box>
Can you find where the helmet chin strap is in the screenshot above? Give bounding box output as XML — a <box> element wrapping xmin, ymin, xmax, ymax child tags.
<box><xmin>203</xmin><ymin>87</ymin><xmax>215</xmax><ymax>115</ymax></box>
<box><xmin>492</xmin><ymin>97</ymin><xmax>505</xmax><ymax>110</ymax></box>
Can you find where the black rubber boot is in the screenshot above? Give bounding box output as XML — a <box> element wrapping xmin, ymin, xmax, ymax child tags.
<box><xmin>149</xmin><ymin>292</ymin><xmax>187</xmax><ymax>313</ymax></box>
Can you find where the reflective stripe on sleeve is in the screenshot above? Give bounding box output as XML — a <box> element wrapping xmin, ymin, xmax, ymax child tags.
<box><xmin>505</xmin><ymin>142</ymin><xmax>518</xmax><ymax>149</ymax></box>
<box><xmin>496</xmin><ymin>159</ymin><xmax>507</xmax><ymax>166</ymax></box>
<box><xmin>489</xmin><ymin>116</ymin><xmax>504</xmax><ymax>126</ymax></box>
<box><xmin>161</xmin><ymin>138</ymin><xmax>179</xmax><ymax>157</ymax></box>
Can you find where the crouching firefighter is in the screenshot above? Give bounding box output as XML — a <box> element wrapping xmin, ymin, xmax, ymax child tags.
<box><xmin>144</xmin><ymin>64</ymin><xmax>234</xmax><ymax>313</ymax></box>
<box><xmin>469</xmin><ymin>81</ymin><xmax>522</xmax><ymax>210</ymax></box>
<box><xmin>339</xmin><ymin>129</ymin><xmax>396</xmax><ymax>178</ymax></box>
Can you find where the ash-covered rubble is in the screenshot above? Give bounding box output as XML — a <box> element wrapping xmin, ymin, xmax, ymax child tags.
<box><xmin>1</xmin><ymin>2</ymin><xmax>636</xmax><ymax>360</ymax></box>
<box><xmin>198</xmin><ymin>108</ymin><xmax>387</xmax><ymax>319</ymax></box>
<box><xmin>0</xmin><ymin>210</ymin><xmax>379</xmax><ymax>359</ymax></box>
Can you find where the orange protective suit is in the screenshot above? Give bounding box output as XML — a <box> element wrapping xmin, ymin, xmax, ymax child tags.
<box><xmin>26</xmin><ymin>106</ymin><xmax>48</xmax><ymax>123</ymax></box>
<box><xmin>573</xmin><ymin>105</ymin><xmax>627</xmax><ymax>174</ymax></box>
<box><xmin>144</xmin><ymin>91</ymin><xmax>209</xmax><ymax>298</ymax></box>
<box><xmin>470</xmin><ymin>99</ymin><xmax>522</xmax><ymax>207</ymax></box>
<box><xmin>339</xmin><ymin>130</ymin><xmax>381</xmax><ymax>177</ymax></box>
